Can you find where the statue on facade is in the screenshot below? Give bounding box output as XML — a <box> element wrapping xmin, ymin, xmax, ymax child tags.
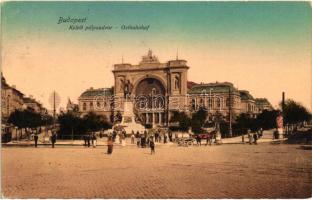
<box><xmin>175</xmin><ymin>75</ymin><xmax>180</xmax><ymax>90</ymax></box>
<box><xmin>121</xmin><ymin>79</ymin><xmax>133</xmax><ymax>98</ymax></box>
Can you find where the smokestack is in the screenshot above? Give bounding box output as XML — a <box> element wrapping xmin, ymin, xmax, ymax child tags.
<box><xmin>282</xmin><ymin>92</ymin><xmax>285</xmax><ymax>113</ymax></box>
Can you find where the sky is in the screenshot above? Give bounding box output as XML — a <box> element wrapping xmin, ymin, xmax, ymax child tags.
<box><xmin>1</xmin><ymin>1</ymin><xmax>311</xmax><ymax>111</ymax></box>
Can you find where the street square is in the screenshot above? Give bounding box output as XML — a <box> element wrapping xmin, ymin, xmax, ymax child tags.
<box><xmin>2</xmin><ymin>143</ymin><xmax>311</xmax><ymax>198</ymax></box>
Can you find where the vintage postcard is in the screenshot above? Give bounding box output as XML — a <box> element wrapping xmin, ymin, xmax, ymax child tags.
<box><xmin>1</xmin><ymin>1</ymin><xmax>311</xmax><ymax>199</ymax></box>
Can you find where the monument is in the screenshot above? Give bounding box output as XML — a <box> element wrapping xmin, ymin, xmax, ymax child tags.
<box><xmin>118</xmin><ymin>79</ymin><xmax>145</xmax><ymax>133</ymax></box>
<box><xmin>120</xmin><ymin>99</ymin><xmax>145</xmax><ymax>134</ymax></box>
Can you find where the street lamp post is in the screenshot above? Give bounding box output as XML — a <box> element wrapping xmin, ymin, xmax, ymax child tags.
<box><xmin>209</xmin><ymin>88</ymin><xmax>213</xmax><ymax>122</ymax></box>
<box><xmin>151</xmin><ymin>88</ymin><xmax>156</xmax><ymax>128</ymax></box>
<box><xmin>228</xmin><ymin>88</ymin><xmax>233</xmax><ymax>137</ymax></box>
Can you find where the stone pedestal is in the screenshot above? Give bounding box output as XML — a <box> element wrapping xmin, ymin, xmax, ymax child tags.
<box><xmin>120</xmin><ymin>100</ymin><xmax>145</xmax><ymax>134</ymax></box>
<box><xmin>277</xmin><ymin>128</ymin><xmax>284</xmax><ymax>139</ymax></box>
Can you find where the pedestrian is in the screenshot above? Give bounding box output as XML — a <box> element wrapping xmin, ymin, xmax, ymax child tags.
<box><xmin>34</xmin><ymin>133</ymin><xmax>38</xmax><ymax>148</ymax></box>
<box><xmin>174</xmin><ymin>132</ymin><xmax>178</xmax><ymax>142</ymax></box>
<box><xmin>87</xmin><ymin>133</ymin><xmax>91</xmax><ymax>147</ymax></box>
<box><xmin>83</xmin><ymin>135</ymin><xmax>87</xmax><ymax>147</ymax></box>
<box><xmin>136</xmin><ymin>134</ymin><xmax>141</xmax><ymax>147</ymax></box>
<box><xmin>107</xmin><ymin>136</ymin><xmax>113</xmax><ymax>154</ymax></box>
<box><xmin>146</xmin><ymin>135</ymin><xmax>150</xmax><ymax>147</ymax></box>
<box><xmin>93</xmin><ymin>133</ymin><xmax>97</xmax><ymax>148</ymax></box>
<box><xmin>155</xmin><ymin>131</ymin><xmax>159</xmax><ymax>142</ymax></box>
<box><xmin>206</xmin><ymin>133</ymin><xmax>211</xmax><ymax>146</ymax></box>
<box><xmin>150</xmin><ymin>140</ymin><xmax>155</xmax><ymax>155</ymax></box>
<box><xmin>168</xmin><ymin>130</ymin><xmax>172</xmax><ymax>142</ymax></box>
<box><xmin>248</xmin><ymin>131</ymin><xmax>253</xmax><ymax>145</ymax></box>
<box><xmin>91</xmin><ymin>133</ymin><xmax>94</xmax><ymax>146</ymax></box>
<box><xmin>253</xmin><ymin>133</ymin><xmax>258</xmax><ymax>145</ymax></box>
<box><xmin>51</xmin><ymin>132</ymin><xmax>57</xmax><ymax>148</ymax></box>
<box><xmin>119</xmin><ymin>132</ymin><xmax>122</xmax><ymax>144</ymax></box>
<box><xmin>164</xmin><ymin>134</ymin><xmax>167</xmax><ymax>144</ymax></box>
<box><xmin>121</xmin><ymin>133</ymin><xmax>126</xmax><ymax>146</ymax></box>
<box><xmin>195</xmin><ymin>134</ymin><xmax>199</xmax><ymax>145</ymax></box>
<box><xmin>112</xmin><ymin>131</ymin><xmax>117</xmax><ymax>142</ymax></box>
<box><xmin>141</xmin><ymin>135</ymin><xmax>146</xmax><ymax>148</ymax></box>
<box><xmin>144</xmin><ymin>130</ymin><xmax>148</xmax><ymax>139</ymax></box>
<box><xmin>131</xmin><ymin>131</ymin><xmax>135</xmax><ymax>144</ymax></box>
<box><xmin>136</xmin><ymin>131</ymin><xmax>140</xmax><ymax>139</ymax></box>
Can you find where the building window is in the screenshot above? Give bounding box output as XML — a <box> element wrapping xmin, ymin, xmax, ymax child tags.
<box><xmin>216</xmin><ymin>98</ymin><xmax>221</xmax><ymax>109</ymax></box>
<box><xmin>97</xmin><ymin>101</ymin><xmax>101</xmax><ymax>108</ymax></box>
<box><xmin>208</xmin><ymin>98</ymin><xmax>212</xmax><ymax>108</ymax></box>
<box><xmin>83</xmin><ymin>103</ymin><xmax>87</xmax><ymax>111</ymax></box>
<box><xmin>226</xmin><ymin>98</ymin><xmax>230</xmax><ymax>107</ymax></box>
<box><xmin>90</xmin><ymin>102</ymin><xmax>94</xmax><ymax>110</ymax></box>
<box><xmin>199</xmin><ymin>98</ymin><xmax>204</xmax><ymax>108</ymax></box>
<box><xmin>191</xmin><ymin>99</ymin><xmax>196</xmax><ymax>110</ymax></box>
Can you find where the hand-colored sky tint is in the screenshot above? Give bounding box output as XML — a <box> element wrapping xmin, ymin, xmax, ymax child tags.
<box><xmin>2</xmin><ymin>1</ymin><xmax>311</xmax><ymax>111</ymax></box>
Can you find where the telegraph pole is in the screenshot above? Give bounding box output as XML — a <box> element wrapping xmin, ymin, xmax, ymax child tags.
<box><xmin>53</xmin><ymin>91</ymin><xmax>56</xmax><ymax>129</ymax></box>
<box><xmin>229</xmin><ymin>87</ymin><xmax>233</xmax><ymax>137</ymax></box>
<box><xmin>282</xmin><ymin>92</ymin><xmax>285</xmax><ymax>113</ymax></box>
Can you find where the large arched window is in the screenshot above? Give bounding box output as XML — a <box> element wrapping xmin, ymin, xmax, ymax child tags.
<box><xmin>90</xmin><ymin>102</ymin><xmax>94</xmax><ymax>110</ymax></box>
<box><xmin>96</xmin><ymin>101</ymin><xmax>101</xmax><ymax>109</ymax></box>
<box><xmin>83</xmin><ymin>103</ymin><xmax>87</xmax><ymax>111</ymax></box>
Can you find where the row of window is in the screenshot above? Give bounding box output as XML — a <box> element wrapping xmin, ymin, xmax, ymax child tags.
<box><xmin>82</xmin><ymin>101</ymin><xmax>110</xmax><ymax>111</ymax></box>
<box><xmin>190</xmin><ymin>97</ymin><xmax>238</xmax><ymax>110</ymax></box>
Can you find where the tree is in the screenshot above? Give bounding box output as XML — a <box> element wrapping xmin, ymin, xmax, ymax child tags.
<box><xmin>58</xmin><ymin>112</ymin><xmax>112</xmax><ymax>139</ymax></box>
<box><xmin>191</xmin><ymin>108</ymin><xmax>207</xmax><ymax>134</ymax></box>
<box><xmin>82</xmin><ymin>112</ymin><xmax>112</xmax><ymax>133</ymax></box>
<box><xmin>281</xmin><ymin>99</ymin><xmax>312</xmax><ymax>124</ymax></box>
<box><xmin>256</xmin><ymin>109</ymin><xmax>279</xmax><ymax>130</ymax></box>
<box><xmin>169</xmin><ymin>111</ymin><xmax>191</xmax><ymax>132</ymax></box>
<box><xmin>58</xmin><ymin>112</ymin><xmax>83</xmax><ymax>139</ymax></box>
<box><xmin>233</xmin><ymin>113</ymin><xmax>257</xmax><ymax>134</ymax></box>
<box><xmin>8</xmin><ymin>109</ymin><xmax>45</xmax><ymax>139</ymax></box>
<box><xmin>8</xmin><ymin>109</ymin><xmax>45</xmax><ymax>129</ymax></box>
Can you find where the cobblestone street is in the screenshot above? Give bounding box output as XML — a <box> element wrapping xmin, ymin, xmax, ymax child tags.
<box><xmin>2</xmin><ymin>143</ymin><xmax>311</xmax><ymax>198</ymax></box>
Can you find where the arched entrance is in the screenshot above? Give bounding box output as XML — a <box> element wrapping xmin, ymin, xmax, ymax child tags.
<box><xmin>134</xmin><ymin>78</ymin><xmax>166</xmax><ymax>126</ymax></box>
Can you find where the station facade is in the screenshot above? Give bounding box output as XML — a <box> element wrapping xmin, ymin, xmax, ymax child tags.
<box><xmin>78</xmin><ymin>50</ymin><xmax>273</xmax><ymax>126</ymax></box>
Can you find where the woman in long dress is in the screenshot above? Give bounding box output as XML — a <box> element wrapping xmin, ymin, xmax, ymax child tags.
<box><xmin>107</xmin><ymin>136</ymin><xmax>113</xmax><ymax>154</ymax></box>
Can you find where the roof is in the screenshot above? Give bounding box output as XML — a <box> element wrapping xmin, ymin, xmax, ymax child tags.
<box><xmin>80</xmin><ymin>88</ymin><xmax>113</xmax><ymax>98</ymax></box>
<box><xmin>1</xmin><ymin>75</ymin><xmax>10</xmax><ymax>88</ymax></box>
<box><xmin>188</xmin><ymin>82</ymin><xmax>239</xmax><ymax>94</ymax></box>
<box><xmin>23</xmin><ymin>97</ymin><xmax>41</xmax><ymax>106</ymax></box>
<box><xmin>239</xmin><ymin>90</ymin><xmax>254</xmax><ymax>101</ymax></box>
<box><xmin>255</xmin><ymin>98</ymin><xmax>273</xmax><ymax>107</ymax></box>
<box><xmin>187</xmin><ymin>81</ymin><xmax>198</xmax><ymax>90</ymax></box>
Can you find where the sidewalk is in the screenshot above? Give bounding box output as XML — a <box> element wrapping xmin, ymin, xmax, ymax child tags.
<box><xmin>221</xmin><ymin>129</ymin><xmax>287</xmax><ymax>144</ymax></box>
<box><xmin>2</xmin><ymin>138</ymin><xmax>176</xmax><ymax>147</ymax></box>
<box><xmin>3</xmin><ymin>129</ymin><xmax>287</xmax><ymax>147</ymax></box>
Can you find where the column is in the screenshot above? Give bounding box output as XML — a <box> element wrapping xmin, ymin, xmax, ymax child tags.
<box><xmin>146</xmin><ymin>113</ymin><xmax>149</xmax><ymax>124</ymax></box>
<box><xmin>152</xmin><ymin>113</ymin><xmax>155</xmax><ymax>126</ymax></box>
